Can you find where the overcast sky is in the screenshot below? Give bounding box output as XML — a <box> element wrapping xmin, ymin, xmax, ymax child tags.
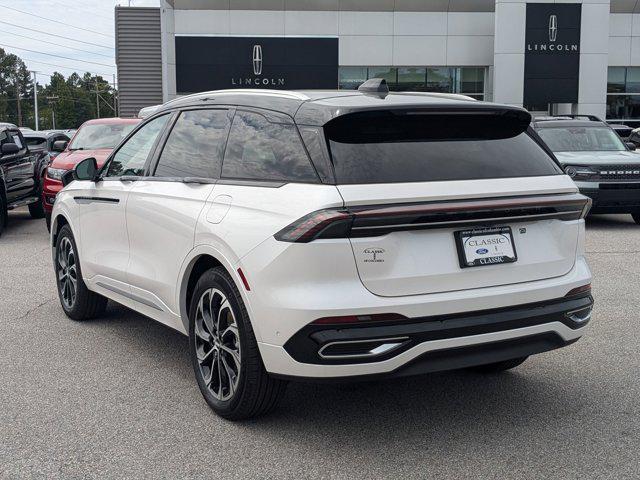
<box><xmin>1</xmin><ymin>0</ymin><xmax>159</xmax><ymax>86</ymax></box>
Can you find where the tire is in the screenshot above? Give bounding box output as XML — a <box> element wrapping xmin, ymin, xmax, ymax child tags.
<box><xmin>45</xmin><ymin>212</ymin><xmax>51</xmax><ymax>232</ymax></box>
<box><xmin>189</xmin><ymin>267</ymin><xmax>287</xmax><ymax>420</ymax></box>
<box><xmin>28</xmin><ymin>198</ymin><xmax>45</xmax><ymax>219</ymax></box>
<box><xmin>28</xmin><ymin>172</ymin><xmax>46</xmax><ymax>219</ymax></box>
<box><xmin>54</xmin><ymin>224</ymin><xmax>107</xmax><ymax>320</ymax></box>
<box><xmin>632</xmin><ymin>212</ymin><xmax>640</xmax><ymax>225</ymax></box>
<box><xmin>0</xmin><ymin>194</ymin><xmax>6</xmax><ymax>236</ymax></box>
<box><xmin>467</xmin><ymin>356</ymin><xmax>528</xmax><ymax>374</ymax></box>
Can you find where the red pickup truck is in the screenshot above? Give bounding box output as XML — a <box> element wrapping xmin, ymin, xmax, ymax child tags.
<box><xmin>43</xmin><ymin>117</ymin><xmax>140</xmax><ymax>230</ymax></box>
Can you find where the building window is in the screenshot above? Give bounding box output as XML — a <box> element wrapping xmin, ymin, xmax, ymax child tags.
<box><xmin>338</xmin><ymin>66</ymin><xmax>486</xmax><ymax>99</ymax></box>
<box><xmin>607</xmin><ymin>67</ymin><xmax>640</xmax><ymax>119</ymax></box>
<box><xmin>397</xmin><ymin>68</ymin><xmax>426</xmax><ymax>91</ymax></box>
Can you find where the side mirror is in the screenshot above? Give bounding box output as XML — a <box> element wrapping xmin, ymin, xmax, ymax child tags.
<box><xmin>626</xmin><ymin>142</ymin><xmax>637</xmax><ymax>151</ymax></box>
<box><xmin>1</xmin><ymin>142</ymin><xmax>20</xmax><ymax>155</ymax></box>
<box><xmin>52</xmin><ymin>140</ymin><xmax>68</xmax><ymax>152</ymax></box>
<box><xmin>62</xmin><ymin>157</ymin><xmax>98</xmax><ymax>187</ymax></box>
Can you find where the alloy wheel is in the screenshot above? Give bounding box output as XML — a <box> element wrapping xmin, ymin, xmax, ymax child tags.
<box><xmin>57</xmin><ymin>237</ymin><xmax>77</xmax><ymax>309</ymax></box>
<box><xmin>194</xmin><ymin>288</ymin><xmax>241</xmax><ymax>401</ymax></box>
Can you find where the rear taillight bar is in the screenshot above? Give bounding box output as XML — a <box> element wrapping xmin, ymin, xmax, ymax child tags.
<box><xmin>274</xmin><ymin>193</ymin><xmax>591</xmax><ymax>243</ymax></box>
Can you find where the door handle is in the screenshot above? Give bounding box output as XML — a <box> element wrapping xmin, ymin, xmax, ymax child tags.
<box><xmin>73</xmin><ymin>196</ymin><xmax>120</xmax><ymax>204</ymax></box>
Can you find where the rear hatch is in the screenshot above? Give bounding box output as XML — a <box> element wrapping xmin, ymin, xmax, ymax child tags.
<box><xmin>324</xmin><ymin>108</ymin><xmax>587</xmax><ymax>297</ymax></box>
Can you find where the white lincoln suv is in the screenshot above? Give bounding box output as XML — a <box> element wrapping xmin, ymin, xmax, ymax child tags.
<box><xmin>51</xmin><ymin>81</ymin><xmax>593</xmax><ymax>420</ymax></box>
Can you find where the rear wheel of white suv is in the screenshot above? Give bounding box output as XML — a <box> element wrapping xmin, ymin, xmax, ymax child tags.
<box><xmin>632</xmin><ymin>212</ymin><xmax>640</xmax><ymax>225</ymax></box>
<box><xmin>189</xmin><ymin>267</ymin><xmax>287</xmax><ymax>420</ymax></box>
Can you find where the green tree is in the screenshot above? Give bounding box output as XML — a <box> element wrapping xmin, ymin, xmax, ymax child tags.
<box><xmin>0</xmin><ymin>48</ymin><xmax>118</xmax><ymax>129</ymax></box>
<box><xmin>0</xmin><ymin>47</ymin><xmax>33</xmax><ymax>127</ymax></box>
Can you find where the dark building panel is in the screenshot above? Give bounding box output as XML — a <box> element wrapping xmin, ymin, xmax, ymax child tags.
<box><xmin>115</xmin><ymin>7</ymin><xmax>163</xmax><ymax>117</ymax></box>
<box><xmin>175</xmin><ymin>36</ymin><xmax>339</xmax><ymax>93</ymax></box>
<box><xmin>524</xmin><ymin>3</ymin><xmax>582</xmax><ymax>109</ymax></box>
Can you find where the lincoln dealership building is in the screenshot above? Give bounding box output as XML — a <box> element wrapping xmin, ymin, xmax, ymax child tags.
<box><xmin>115</xmin><ymin>0</ymin><xmax>640</xmax><ymax>121</ymax></box>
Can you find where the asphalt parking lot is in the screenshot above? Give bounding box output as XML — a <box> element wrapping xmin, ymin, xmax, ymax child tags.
<box><xmin>1</xmin><ymin>208</ymin><xmax>639</xmax><ymax>479</ymax></box>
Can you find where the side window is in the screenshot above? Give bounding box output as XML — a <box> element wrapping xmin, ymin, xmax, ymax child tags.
<box><xmin>222</xmin><ymin>110</ymin><xmax>318</xmax><ymax>183</ymax></box>
<box><xmin>154</xmin><ymin>109</ymin><xmax>231</xmax><ymax>178</ymax></box>
<box><xmin>106</xmin><ymin>114</ymin><xmax>169</xmax><ymax>177</ymax></box>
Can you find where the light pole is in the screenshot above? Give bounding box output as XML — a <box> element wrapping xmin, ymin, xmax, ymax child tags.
<box><xmin>31</xmin><ymin>71</ymin><xmax>39</xmax><ymax>130</ymax></box>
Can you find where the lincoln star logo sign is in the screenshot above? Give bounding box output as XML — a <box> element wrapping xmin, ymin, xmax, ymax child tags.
<box><xmin>527</xmin><ymin>11</ymin><xmax>577</xmax><ymax>53</ymax></box>
<box><xmin>548</xmin><ymin>14</ymin><xmax>558</xmax><ymax>42</ymax></box>
<box><xmin>231</xmin><ymin>43</ymin><xmax>284</xmax><ymax>86</ymax></box>
<box><xmin>252</xmin><ymin>45</ymin><xmax>263</xmax><ymax>75</ymax></box>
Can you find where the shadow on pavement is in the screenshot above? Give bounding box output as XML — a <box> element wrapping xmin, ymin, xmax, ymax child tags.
<box><xmin>3</xmin><ymin>207</ymin><xmax>48</xmax><ymax>238</ymax></box>
<box><xmin>585</xmin><ymin>213</ymin><xmax>637</xmax><ymax>229</ymax></box>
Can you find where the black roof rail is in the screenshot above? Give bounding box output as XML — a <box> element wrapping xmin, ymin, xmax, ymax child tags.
<box><xmin>534</xmin><ymin>114</ymin><xmax>602</xmax><ymax>122</ymax></box>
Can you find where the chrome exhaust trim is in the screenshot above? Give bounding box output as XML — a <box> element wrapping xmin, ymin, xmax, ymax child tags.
<box><xmin>318</xmin><ymin>336</ymin><xmax>409</xmax><ymax>360</ymax></box>
<box><xmin>566</xmin><ymin>306</ymin><xmax>592</xmax><ymax>324</ymax></box>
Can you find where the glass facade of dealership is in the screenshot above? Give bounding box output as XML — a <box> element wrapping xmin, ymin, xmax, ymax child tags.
<box><xmin>338</xmin><ymin>67</ymin><xmax>486</xmax><ymax>99</ymax></box>
<box><xmin>607</xmin><ymin>67</ymin><xmax>640</xmax><ymax>119</ymax></box>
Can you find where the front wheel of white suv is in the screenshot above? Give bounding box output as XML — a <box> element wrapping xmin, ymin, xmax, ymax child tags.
<box><xmin>189</xmin><ymin>267</ymin><xmax>287</xmax><ymax>420</ymax></box>
<box><xmin>632</xmin><ymin>212</ymin><xmax>640</xmax><ymax>225</ymax></box>
<box><xmin>55</xmin><ymin>224</ymin><xmax>108</xmax><ymax>320</ymax></box>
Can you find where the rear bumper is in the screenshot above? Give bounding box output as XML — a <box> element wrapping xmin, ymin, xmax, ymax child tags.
<box><xmin>259</xmin><ymin>294</ymin><xmax>592</xmax><ymax>381</ymax></box>
<box><xmin>576</xmin><ymin>181</ymin><xmax>640</xmax><ymax>213</ymax></box>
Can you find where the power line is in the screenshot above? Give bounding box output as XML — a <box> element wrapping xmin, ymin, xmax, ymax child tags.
<box><xmin>0</xmin><ymin>43</ymin><xmax>116</xmax><ymax>68</ymax></box>
<box><xmin>49</xmin><ymin>0</ymin><xmax>113</xmax><ymax>22</ymax></box>
<box><xmin>3</xmin><ymin>30</ymin><xmax>114</xmax><ymax>59</ymax></box>
<box><xmin>0</xmin><ymin>20</ymin><xmax>113</xmax><ymax>50</ymax></box>
<box><xmin>0</xmin><ymin>4</ymin><xmax>114</xmax><ymax>38</ymax></box>
<box><xmin>18</xmin><ymin>57</ymin><xmax>115</xmax><ymax>78</ymax></box>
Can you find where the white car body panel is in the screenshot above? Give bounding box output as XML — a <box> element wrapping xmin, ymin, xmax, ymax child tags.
<box><xmin>125</xmin><ymin>180</ymin><xmax>214</xmax><ymax>320</ymax></box>
<box><xmin>340</xmin><ymin>176</ymin><xmax>580</xmax><ymax>297</ymax></box>
<box><xmin>72</xmin><ymin>180</ymin><xmax>133</xmax><ymax>286</ymax></box>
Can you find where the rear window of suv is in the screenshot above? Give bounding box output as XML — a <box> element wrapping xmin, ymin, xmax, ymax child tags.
<box><xmin>324</xmin><ymin>110</ymin><xmax>561</xmax><ymax>184</ymax></box>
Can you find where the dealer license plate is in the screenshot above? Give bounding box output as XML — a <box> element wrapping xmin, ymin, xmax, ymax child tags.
<box><xmin>454</xmin><ymin>226</ymin><xmax>517</xmax><ymax>268</ymax></box>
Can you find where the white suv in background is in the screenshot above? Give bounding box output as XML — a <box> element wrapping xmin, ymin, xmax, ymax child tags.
<box><xmin>51</xmin><ymin>82</ymin><xmax>593</xmax><ymax>420</ymax></box>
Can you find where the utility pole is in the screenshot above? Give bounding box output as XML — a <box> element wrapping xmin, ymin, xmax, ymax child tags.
<box><xmin>95</xmin><ymin>78</ymin><xmax>100</xmax><ymax>118</ymax></box>
<box><xmin>32</xmin><ymin>71</ymin><xmax>39</xmax><ymax>131</ymax></box>
<box><xmin>47</xmin><ymin>96</ymin><xmax>59</xmax><ymax>130</ymax></box>
<box><xmin>113</xmin><ymin>73</ymin><xmax>117</xmax><ymax>117</ymax></box>
<box><xmin>14</xmin><ymin>76</ymin><xmax>22</xmax><ymax>127</ymax></box>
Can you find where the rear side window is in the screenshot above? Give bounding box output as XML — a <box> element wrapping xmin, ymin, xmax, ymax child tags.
<box><xmin>325</xmin><ymin>111</ymin><xmax>561</xmax><ymax>184</ymax></box>
<box><xmin>222</xmin><ymin>110</ymin><xmax>318</xmax><ymax>182</ymax></box>
<box><xmin>25</xmin><ymin>137</ymin><xmax>47</xmax><ymax>149</ymax></box>
<box><xmin>155</xmin><ymin>109</ymin><xmax>231</xmax><ymax>178</ymax></box>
